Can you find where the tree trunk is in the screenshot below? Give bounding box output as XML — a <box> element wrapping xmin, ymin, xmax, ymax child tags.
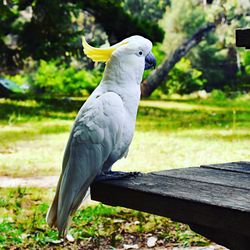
<box><xmin>141</xmin><ymin>23</ymin><xmax>216</xmax><ymax>97</ymax></box>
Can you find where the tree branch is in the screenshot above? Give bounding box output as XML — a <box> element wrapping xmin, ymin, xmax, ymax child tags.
<box><xmin>141</xmin><ymin>23</ymin><xmax>216</xmax><ymax>97</ymax></box>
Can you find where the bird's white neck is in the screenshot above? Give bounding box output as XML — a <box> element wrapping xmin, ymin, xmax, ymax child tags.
<box><xmin>103</xmin><ymin>56</ymin><xmax>144</xmax><ymax>85</ymax></box>
<box><xmin>97</xmin><ymin>59</ymin><xmax>143</xmax><ymax>120</ymax></box>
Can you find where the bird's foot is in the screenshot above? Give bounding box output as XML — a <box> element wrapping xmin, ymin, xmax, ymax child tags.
<box><xmin>95</xmin><ymin>171</ymin><xmax>142</xmax><ymax>181</ymax></box>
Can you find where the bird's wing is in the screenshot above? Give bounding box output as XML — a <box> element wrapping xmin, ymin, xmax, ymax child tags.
<box><xmin>46</xmin><ymin>92</ymin><xmax>125</xmax><ymax>236</ymax></box>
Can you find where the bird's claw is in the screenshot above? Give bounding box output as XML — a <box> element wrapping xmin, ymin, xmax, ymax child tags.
<box><xmin>95</xmin><ymin>171</ymin><xmax>142</xmax><ymax>181</ymax></box>
<box><xmin>128</xmin><ymin>171</ymin><xmax>142</xmax><ymax>177</ymax></box>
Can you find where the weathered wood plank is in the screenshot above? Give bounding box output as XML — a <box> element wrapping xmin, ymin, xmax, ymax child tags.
<box><xmin>91</xmin><ymin>162</ymin><xmax>250</xmax><ymax>249</ymax></box>
<box><xmin>91</xmin><ymin>173</ymin><xmax>250</xmax><ymax>236</ymax></box>
<box><xmin>200</xmin><ymin>161</ymin><xmax>250</xmax><ymax>174</ymax></box>
<box><xmin>152</xmin><ymin>167</ymin><xmax>250</xmax><ymax>190</ymax></box>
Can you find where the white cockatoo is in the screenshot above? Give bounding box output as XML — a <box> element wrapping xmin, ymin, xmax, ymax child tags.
<box><xmin>46</xmin><ymin>35</ymin><xmax>156</xmax><ymax>237</ymax></box>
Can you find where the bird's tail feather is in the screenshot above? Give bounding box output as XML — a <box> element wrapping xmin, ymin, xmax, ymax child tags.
<box><xmin>46</xmin><ymin>176</ymin><xmax>62</xmax><ymax>228</ymax></box>
<box><xmin>47</xmin><ymin>141</ymin><xmax>102</xmax><ymax>237</ymax></box>
<box><xmin>46</xmin><ymin>176</ymin><xmax>92</xmax><ymax>237</ymax></box>
<box><xmin>56</xmin><ymin>177</ymin><xmax>94</xmax><ymax>237</ymax></box>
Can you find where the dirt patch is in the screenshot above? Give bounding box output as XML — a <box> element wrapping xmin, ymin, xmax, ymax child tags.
<box><xmin>47</xmin><ymin>236</ymin><xmax>227</xmax><ymax>250</ymax></box>
<box><xmin>0</xmin><ymin>175</ymin><xmax>59</xmax><ymax>188</ymax></box>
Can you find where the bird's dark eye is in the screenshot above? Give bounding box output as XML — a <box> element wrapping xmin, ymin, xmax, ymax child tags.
<box><xmin>139</xmin><ymin>51</ymin><xmax>143</xmax><ymax>56</ymax></box>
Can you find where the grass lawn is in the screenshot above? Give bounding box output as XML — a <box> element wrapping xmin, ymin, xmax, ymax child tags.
<box><xmin>0</xmin><ymin>96</ymin><xmax>250</xmax><ymax>248</ymax></box>
<box><xmin>0</xmin><ymin>187</ymin><xmax>208</xmax><ymax>249</ymax></box>
<box><xmin>0</xmin><ymin>97</ymin><xmax>249</xmax><ymax>177</ymax></box>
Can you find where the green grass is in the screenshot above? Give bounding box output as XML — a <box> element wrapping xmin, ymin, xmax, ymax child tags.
<box><xmin>0</xmin><ymin>96</ymin><xmax>249</xmax><ymax>248</ymax></box>
<box><xmin>0</xmin><ymin>97</ymin><xmax>249</xmax><ymax>177</ymax></box>
<box><xmin>0</xmin><ymin>188</ymin><xmax>209</xmax><ymax>249</ymax></box>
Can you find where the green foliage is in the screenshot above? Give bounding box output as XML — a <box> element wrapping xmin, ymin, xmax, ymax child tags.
<box><xmin>164</xmin><ymin>58</ymin><xmax>206</xmax><ymax>94</ymax></box>
<box><xmin>190</xmin><ymin>1</ymin><xmax>250</xmax><ymax>92</ymax></box>
<box><xmin>27</xmin><ymin>60</ymin><xmax>101</xmax><ymax>97</ymax></box>
<box><xmin>159</xmin><ymin>0</ymin><xmax>250</xmax><ymax>94</ymax></box>
<box><xmin>243</xmin><ymin>51</ymin><xmax>250</xmax><ymax>69</ymax></box>
<box><xmin>124</xmin><ymin>0</ymin><xmax>169</xmax><ymax>22</ymax></box>
<box><xmin>0</xmin><ymin>0</ymin><xmax>164</xmax><ymax>72</ymax></box>
<box><xmin>158</xmin><ymin>0</ymin><xmax>212</xmax><ymax>94</ymax></box>
<box><xmin>169</xmin><ymin>0</ymin><xmax>206</xmax><ymax>37</ymax></box>
<box><xmin>152</xmin><ymin>43</ymin><xmax>166</xmax><ymax>64</ymax></box>
<box><xmin>0</xmin><ymin>0</ymin><xmax>83</xmax><ymax>71</ymax></box>
<box><xmin>233</xmin><ymin>50</ymin><xmax>250</xmax><ymax>92</ymax></box>
<box><xmin>161</xmin><ymin>0</ymin><xmax>206</xmax><ymax>53</ymax></box>
<box><xmin>210</xmin><ymin>89</ymin><xmax>227</xmax><ymax>101</ymax></box>
<box><xmin>81</xmin><ymin>0</ymin><xmax>164</xmax><ymax>44</ymax></box>
<box><xmin>4</xmin><ymin>74</ymin><xmax>27</xmax><ymax>86</ymax></box>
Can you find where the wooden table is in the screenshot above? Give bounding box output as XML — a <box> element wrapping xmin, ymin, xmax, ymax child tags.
<box><xmin>91</xmin><ymin>161</ymin><xmax>250</xmax><ymax>250</ymax></box>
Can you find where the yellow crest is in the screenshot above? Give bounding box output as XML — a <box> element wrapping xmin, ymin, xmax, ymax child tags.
<box><xmin>82</xmin><ymin>37</ymin><xmax>127</xmax><ymax>62</ymax></box>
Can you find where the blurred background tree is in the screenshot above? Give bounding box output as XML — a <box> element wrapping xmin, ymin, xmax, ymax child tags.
<box><xmin>142</xmin><ymin>0</ymin><xmax>250</xmax><ymax>96</ymax></box>
<box><xmin>0</xmin><ymin>0</ymin><xmax>164</xmax><ymax>72</ymax></box>
<box><xmin>0</xmin><ymin>0</ymin><xmax>249</xmax><ymax>98</ymax></box>
<box><xmin>189</xmin><ymin>0</ymin><xmax>250</xmax><ymax>92</ymax></box>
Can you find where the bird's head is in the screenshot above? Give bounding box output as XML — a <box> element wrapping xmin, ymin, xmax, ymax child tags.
<box><xmin>82</xmin><ymin>35</ymin><xmax>156</xmax><ymax>72</ymax></box>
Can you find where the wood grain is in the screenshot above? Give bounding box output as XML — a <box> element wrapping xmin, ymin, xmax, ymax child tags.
<box><xmin>201</xmin><ymin>161</ymin><xmax>250</xmax><ymax>174</ymax></box>
<box><xmin>152</xmin><ymin>167</ymin><xmax>250</xmax><ymax>190</ymax></box>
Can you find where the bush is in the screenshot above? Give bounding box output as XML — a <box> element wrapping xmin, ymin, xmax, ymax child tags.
<box><xmin>28</xmin><ymin>60</ymin><xmax>102</xmax><ymax>97</ymax></box>
<box><xmin>236</xmin><ymin>51</ymin><xmax>250</xmax><ymax>92</ymax></box>
<box><xmin>163</xmin><ymin>58</ymin><xmax>206</xmax><ymax>94</ymax></box>
<box><xmin>210</xmin><ymin>89</ymin><xmax>227</xmax><ymax>101</ymax></box>
<box><xmin>4</xmin><ymin>74</ymin><xmax>27</xmax><ymax>86</ymax></box>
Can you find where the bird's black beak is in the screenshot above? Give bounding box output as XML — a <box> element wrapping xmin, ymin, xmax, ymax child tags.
<box><xmin>144</xmin><ymin>52</ymin><xmax>156</xmax><ymax>70</ymax></box>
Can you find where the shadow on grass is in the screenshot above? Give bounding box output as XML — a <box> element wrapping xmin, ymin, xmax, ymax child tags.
<box><xmin>0</xmin><ymin>123</ymin><xmax>71</xmax><ymax>144</ymax></box>
<box><xmin>0</xmin><ymin>98</ymin><xmax>84</xmax><ymax>122</ymax></box>
<box><xmin>151</xmin><ymin>97</ymin><xmax>250</xmax><ymax>109</ymax></box>
<box><xmin>1</xmin><ymin>98</ymin><xmax>250</xmax><ymax>133</ymax></box>
<box><xmin>137</xmin><ymin>106</ymin><xmax>250</xmax><ymax>131</ymax></box>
